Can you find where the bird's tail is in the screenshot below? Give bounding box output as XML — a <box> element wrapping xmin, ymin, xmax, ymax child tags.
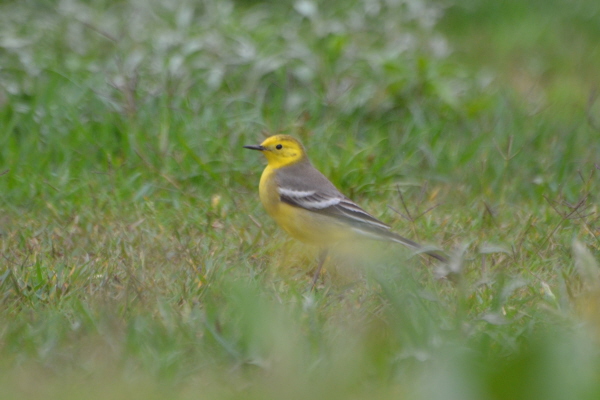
<box><xmin>349</xmin><ymin>222</ymin><xmax>448</xmax><ymax>263</ymax></box>
<box><xmin>387</xmin><ymin>231</ymin><xmax>448</xmax><ymax>263</ymax></box>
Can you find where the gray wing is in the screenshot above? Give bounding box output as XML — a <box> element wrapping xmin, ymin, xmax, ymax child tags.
<box><xmin>275</xmin><ymin>161</ymin><xmax>391</xmax><ymax>231</ymax></box>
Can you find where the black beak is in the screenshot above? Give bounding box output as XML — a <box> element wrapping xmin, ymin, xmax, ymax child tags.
<box><xmin>243</xmin><ymin>145</ymin><xmax>266</xmax><ymax>151</ymax></box>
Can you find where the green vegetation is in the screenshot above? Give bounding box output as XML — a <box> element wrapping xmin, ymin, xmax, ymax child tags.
<box><xmin>1</xmin><ymin>0</ymin><xmax>599</xmax><ymax>398</ymax></box>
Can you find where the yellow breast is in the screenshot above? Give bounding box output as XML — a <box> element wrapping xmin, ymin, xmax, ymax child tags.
<box><xmin>258</xmin><ymin>166</ymin><xmax>353</xmax><ymax>246</ymax></box>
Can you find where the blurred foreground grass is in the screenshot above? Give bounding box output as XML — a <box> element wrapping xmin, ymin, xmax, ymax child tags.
<box><xmin>1</xmin><ymin>0</ymin><xmax>599</xmax><ymax>399</ymax></box>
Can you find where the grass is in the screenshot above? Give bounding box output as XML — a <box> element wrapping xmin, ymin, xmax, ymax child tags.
<box><xmin>1</xmin><ymin>0</ymin><xmax>599</xmax><ymax>398</ymax></box>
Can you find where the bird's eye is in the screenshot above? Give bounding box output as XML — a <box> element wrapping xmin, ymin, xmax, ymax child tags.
<box><xmin>276</xmin><ymin>144</ymin><xmax>283</xmax><ymax>150</ymax></box>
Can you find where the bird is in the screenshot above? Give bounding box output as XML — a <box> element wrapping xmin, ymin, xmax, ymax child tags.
<box><xmin>244</xmin><ymin>134</ymin><xmax>447</xmax><ymax>287</ymax></box>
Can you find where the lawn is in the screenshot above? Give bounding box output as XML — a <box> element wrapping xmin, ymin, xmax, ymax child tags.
<box><xmin>1</xmin><ymin>0</ymin><xmax>599</xmax><ymax>399</ymax></box>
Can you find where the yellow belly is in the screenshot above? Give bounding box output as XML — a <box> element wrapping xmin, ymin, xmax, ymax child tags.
<box><xmin>259</xmin><ymin>166</ymin><xmax>352</xmax><ymax>246</ymax></box>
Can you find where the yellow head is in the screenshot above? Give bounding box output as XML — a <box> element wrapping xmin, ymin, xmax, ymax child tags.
<box><xmin>244</xmin><ymin>135</ymin><xmax>307</xmax><ymax>168</ymax></box>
